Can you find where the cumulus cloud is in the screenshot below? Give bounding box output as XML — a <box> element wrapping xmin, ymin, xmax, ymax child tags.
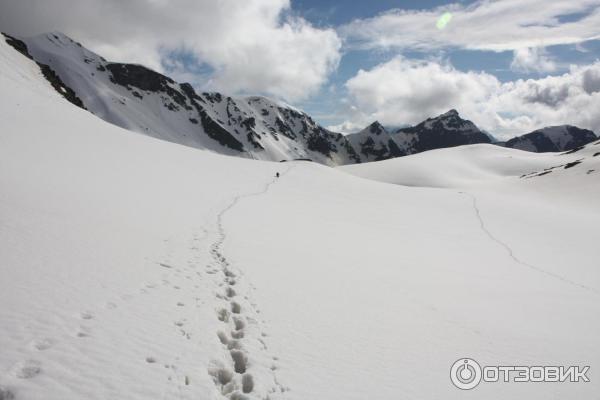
<box><xmin>0</xmin><ymin>0</ymin><xmax>341</xmax><ymax>101</ymax></box>
<box><xmin>510</xmin><ymin>47</ymin><xmax>557</xmax><ymax>73</ymax></box>
<box><xmin>339</xmin><ymin>57</ymin><xmax>600</xmax><ymax>139</ymax></box>
<box><xmin>341</xmin><ymin>0</ymin><xmax>600</xmax><ymax>52</ymax></box>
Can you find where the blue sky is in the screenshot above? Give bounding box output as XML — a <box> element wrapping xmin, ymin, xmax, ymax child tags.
<box><xmin>3</xmin><ymin>0</ymin><xmax>599</xmax><ymax>138</ymax></box>
<box><xmin>281</xmin><ymin>0</ymin><xmax>600</xmax><ymax>133</ymax></box>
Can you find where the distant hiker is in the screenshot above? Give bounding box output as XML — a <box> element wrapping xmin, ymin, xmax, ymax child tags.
<box><xmin>276</xmin><ymin>172</ymin><xmax>280</xmax><ymax>178</ymax></box>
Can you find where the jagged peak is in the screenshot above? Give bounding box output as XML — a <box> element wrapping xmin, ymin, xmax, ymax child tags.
<box><xmin>437</xmin><ymin>109</ymin><xmax>460</xmax><ymax>119</ymax></box>
<box><xmin>364</xmin><ymin>121</ymin><xmax>387</xmax><ymax>135</ymax></box>
<box><xmin>368</xmin><ymin>120</ymin><xmax>384</xmax><ymax>128</ymax></box>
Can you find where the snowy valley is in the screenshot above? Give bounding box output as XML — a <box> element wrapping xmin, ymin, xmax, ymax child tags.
<box><xmin>1</xmin><ymin>28</ymin><xmax>600</xmax><ymax>400</ymax></box>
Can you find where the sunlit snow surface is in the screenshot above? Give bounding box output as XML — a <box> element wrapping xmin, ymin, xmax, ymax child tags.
<box><xmin>1</xmin><ymin>38</ymin><xmax>600</xmax><ymax>400</ymax></box>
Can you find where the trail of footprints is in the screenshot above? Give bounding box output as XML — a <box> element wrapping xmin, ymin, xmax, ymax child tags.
<box><xmin>207</xmin><ymin>224</ymin><xmax>258</xmax><ymax>398</ymax></box>
<box><xmin>2</xmin><ymin>174</ymin><xmax>289</xmax><ymax>399</ymax></box>
<box><xmin>207</xmin><ymin>173</ymin><xmax>290</xmax><ymax>399</ymax></box>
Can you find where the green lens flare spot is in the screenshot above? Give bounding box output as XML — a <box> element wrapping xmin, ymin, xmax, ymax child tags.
<box><xmin>436</xmin><ymin>12</ymin><xmax>453</xmax><ymax>30</ymax></box>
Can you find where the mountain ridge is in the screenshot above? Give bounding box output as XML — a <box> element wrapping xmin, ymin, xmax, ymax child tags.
<box><xmin>3</xmin><ymin>31</ymin><xmax>596</xmax><ymax>164</ymax></box>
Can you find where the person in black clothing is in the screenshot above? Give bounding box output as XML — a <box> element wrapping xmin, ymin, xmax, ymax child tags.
<box><xmin>276</xmin><ymin>172</ymin><xmax>280</xmax><ymax>178</ymax></box>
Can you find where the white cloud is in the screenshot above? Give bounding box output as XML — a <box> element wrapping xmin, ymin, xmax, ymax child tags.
<box><xmin>339</xmin><ymin>57</ymin><xmax>600</xmax><ymax>139</ymax></box>
<box><xmin>0</xmin><ymin>0</ymin><xmax>341</xmax><ymax>101</ymax></box>
<box><xmin>510</xmin><ymin>47</ymin><xmax>557</xmax><ymax>73</ymax></box>
<box><xmin>341</xmin><ymin>0</ymin><xmax>600</xmax><ymax>52</ymax></box>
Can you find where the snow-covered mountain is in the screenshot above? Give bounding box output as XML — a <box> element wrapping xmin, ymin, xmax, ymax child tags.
<box><xmin>3</xmin><ymin>31</ymin><xmax>596</xmax><ymax>168</ymax></box>
<box><xmin>393</xmin><ymin>109</ymin><xmax>493</xmax><ymax>154</ymax></box>
<box><xmin>502</xmin><ymin>125</ymin><xmax>597</xmax><ymax>152</ymax></box>
<box><xmin>4</xmin><ymin>31</ymin><xmax>360</xmax><ymax>166</ymax></box>
<box><xmin>345</xmin><ymin>121</ymin><xmax>406</xmax><ymax>162</ymax></box>
<box><xmin>346</xmin><ymin>110</ymin><xmax>493</xmax><ymax>161</ymax></box>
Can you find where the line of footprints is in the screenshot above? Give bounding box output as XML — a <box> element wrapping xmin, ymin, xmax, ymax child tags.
<box><xmin>207</xmin><ymin>223</ymin><xmax>255</xmax><ymax>399</ymax></box>
<box><xmin>206</xmin><ymin>221</ymin><xmax>285</xmax><ymax>399</ymax></box>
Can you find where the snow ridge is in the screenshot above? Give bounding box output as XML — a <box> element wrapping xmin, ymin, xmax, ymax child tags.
<box><xmin>461</xmin><ymin>192</ymin><xmax>599</xmax><ymax>294</ymax></box>
<box><xmin>207</xmin><ymin>167</ymin><xmax>294</xmax><ymax>399</ymax></box>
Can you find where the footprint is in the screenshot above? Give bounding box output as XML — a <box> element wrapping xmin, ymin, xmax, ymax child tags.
<box><xmin>242</xmin><ymin>374</ymin><xmax>254</xmax><ymax>393</ymax></box>
<box><xmin>30</xmin><ymin>338</ymin><xmax>54</xmax><ymax>351</ymax></box>
<box><xmin>226</xmin><ymin>287</ymin><xmax>236</xmax><ymax>298</ymax></box>
<box><xmin>80</xmin><ymin>311</ymin><xmax>93</xmax><ymax>320</ymax></box>
<box><xmin>230</xmin><ymin>302</ymin><xmax>241</xmax><ymax>314</ymax></box>
<box><xmin>217</xmin><ymin>331</ymin><xmax>229</xmax><ymax>345</ymax></box>
<box><xmin>12</xmin><ymin>360</ymin><xmax>41</xmax><ymax>379</ymax></box>
<box><xmin>145</xmin><ymin>357</ymin><xmax>157</xmax><ymax>364</ymax></box>
<box><xmin>176</xmin><ymin>302</ymin><xmax>185</xmax><ymax>307</ymax></box>
<box><xmin>217</xmin><ymin>309</ymin><xmax>230</xmax><ymax>323</ymax></box>
<box><xmin>233</xmin><ymin>317</ymin><xmax>245</xmax><ymax>331</ymax></box>
<box><xmin>231</xmin><ymin>330</ymin><xmax>244</xmax><ymax>339</ymax></box>
<box><xmin>76</xmin><ymin>326</ymin><xmax>91</xmax><ymax>338</ymax></box>
<box><xmin>208</xmin><ymin>362</ymin><xmax>234</xmax><ymax>385</ymax></box>
<box><xmin>230</xmin><ymin>350</ymin><xmax>248</xmax><ymax>373</ymax></box>
<box><xmin>224</xmin><ymin>270</ymin><xmax>236</xmax><ymax>278</ymax></box>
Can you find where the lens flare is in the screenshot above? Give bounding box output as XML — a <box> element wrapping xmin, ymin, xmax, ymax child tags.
<box><xmin>436</xmin><ymin>12</ymin><xmax>453</xmax><ymax>30</ymax></box>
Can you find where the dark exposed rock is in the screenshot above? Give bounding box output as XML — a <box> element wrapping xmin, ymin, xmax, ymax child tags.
<box><xmin>3</xmin><ymin>33</ymin><xmax>86</xmax><ymax>110</ymax></box>
<box><xmin>505</xmin><ymin>126</ymin><xmax>597</xmax><ymax>153</ymax></box>
<box><xmin>179</xmin><ymin>85</ymin><xmax>244</xmax><ymax>152</ymax></box>
<box><xmin>247</xmin><ymin>132</ymin><xmax>264</xmax><ymax>150</ymax></box>
<box><xmin>241</xmin><ymin>117</ymin><xmax>256</xmax><ymax>131</ymax></box>
<box><xmin>307</xmin><ymin>128</ymin><xmax>337</xmax><ymax>157</ymax></box>
<box><xmin>564</xmin><ymin>160</ymin><xmax>582</xmax><ymax>169</ymax></box>
<box><xmin>275</xmin><ymin>117</ymin><xmax>297</xmax><ymax>140</ymax></box>
<box><xmin>203</xmin><ymin>92</ymin><xmax>222</xmax><ymax>103</ymax></box>
<box><xmin>106</xmin><ymin>63</ymin><xmax>190</xmax><ymax>111</ymax></box>
<box><xmin>396</xmin><ymin>110</ymin><xmax>491</xmax><ymax>154</ymax></box>
<box><xmin>562</xmin><ymin>145</ymin><xmax>585</xmax><ymax>154</ymax></box>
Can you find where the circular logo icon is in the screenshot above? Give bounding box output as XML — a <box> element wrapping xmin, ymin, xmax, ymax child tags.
<box><xmin>450</xmin><ymin>358</ymin><xmax>482</xmax><ymax>390</ymax></box>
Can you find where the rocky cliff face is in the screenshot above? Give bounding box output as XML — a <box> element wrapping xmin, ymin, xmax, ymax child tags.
<box><xmin>393</xmin><ymin>110</ymin><xmax>492</xmax><ymax>155</ymax></box>
<box><xmin>503</xmin><ymin>125</ymin><xmax>597</xmax><ymax>153</ymax></box>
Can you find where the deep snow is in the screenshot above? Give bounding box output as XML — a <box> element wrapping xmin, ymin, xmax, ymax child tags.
<box><xmin>1</xmin><ymin>37</ymin><xmax>599</xmax><ymax>400</ymax></box>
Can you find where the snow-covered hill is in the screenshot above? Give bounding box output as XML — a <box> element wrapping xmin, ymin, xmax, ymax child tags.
<box><xmin>2</xmin><ymin>31</ymin><xmax>600</xmax><ymax>400</ymax></box>
<box><xmin>503</xmin><ymin>125</ymin><xmax>597</xmax><ymax>152</ymax></box>
<box><xmin>341</xmin><ymin>140</ymin><xmax>600</xmax><ymax>192</ymax></box>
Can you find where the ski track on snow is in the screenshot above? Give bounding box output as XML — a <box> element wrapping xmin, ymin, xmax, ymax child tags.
<box><xmin>461</xmin><ymin>192</ymin><xmax>599</xmax><ymax>295</ymax></box>
<box><xmin>207</xmin><ymin>166</ymin><xmax>294</xmax><ymax>399</ymax></box>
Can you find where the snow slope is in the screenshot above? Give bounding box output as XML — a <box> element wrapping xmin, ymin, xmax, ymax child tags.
<box><xmin>2</xmin><ymin>35</ymin><xmax>600</xmax><ymax>400</ymax></box>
